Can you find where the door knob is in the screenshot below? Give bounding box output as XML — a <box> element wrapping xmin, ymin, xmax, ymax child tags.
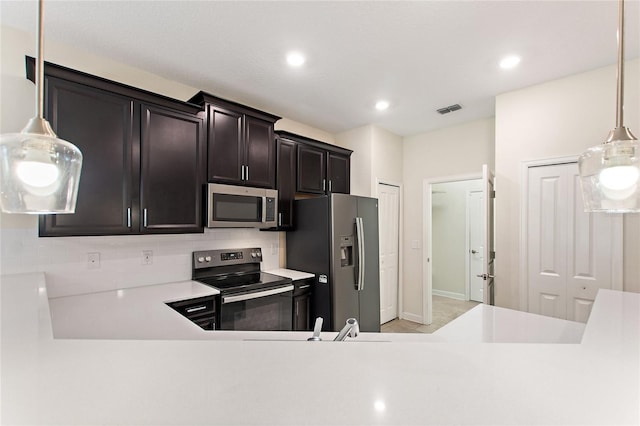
<box><xmin>476</xmin><ymin>274</ymin><xmax>495</xmax><ymax>280</ymax></box>
<box><xmin>471</xmin><ymin>250</ymin><xmax>478</xmax><ymax>254</ymax></box>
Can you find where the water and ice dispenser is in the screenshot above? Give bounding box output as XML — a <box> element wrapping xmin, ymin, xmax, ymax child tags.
<box><xmin>340</xmin><ymin>235</ymin><xmax>354</xmax><ymax>267</ymax></box>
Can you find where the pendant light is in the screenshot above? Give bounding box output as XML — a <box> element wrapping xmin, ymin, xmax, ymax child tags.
<box><xmin>578</xmin><ymin>0</ymin><xmax>638</xmax><ymax>212</ymax></box>
<box><xmin>0</xmin><ymin>0</ymin><xmax>82</xmax><ymax>214</ymax></box>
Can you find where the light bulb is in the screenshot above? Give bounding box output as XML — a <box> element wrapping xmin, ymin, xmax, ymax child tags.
<box><xmin>16</xmin><ymin>160</ymin><xmax>60</xmax><ymax>188</ymax></box>
<box><xmin>599</xmin><ymin>165</ymin><xmax>639</xmax><ymax>190</ymax></box>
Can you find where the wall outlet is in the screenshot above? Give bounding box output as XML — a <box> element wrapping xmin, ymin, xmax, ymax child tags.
<box><xmin>270</xmin><ymin>242</ymin><xmax>278</xmax><ymax>255</ymax></box>
<box><xmin>87</xmin><ymin>252</ymin><xmax>100</xmax><ymax>269</ymax></box>
<box><xmin>142</xmin><ymin>250</ymin><xmax>153</xmax><ymax>265</ymax></box>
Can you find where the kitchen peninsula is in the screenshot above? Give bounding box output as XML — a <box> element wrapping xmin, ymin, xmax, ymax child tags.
<box><xmin>2</xmin><ymin>272</ymin><xmax>638</xmax><ymax>425</ymax></box>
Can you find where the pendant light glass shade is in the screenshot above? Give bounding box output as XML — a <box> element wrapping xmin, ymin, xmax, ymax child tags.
<box><xmin>0</xmin><ymin>120</ymin><xmax>82</xmax><ymax>214</ymax></box>
<box><xmin>0</xmin><ymin>0</ymin><xmax>82</xmax><ymax>214</ymax></box>
<box><xmin>579</xmin><ymin>132</ymin><xmax>639</xmax><ymax>212</ymax></box>
<box><xmin>578</xmin><ymin>0</ymin><xmax>639</xmax><ymax>213</ymax></box>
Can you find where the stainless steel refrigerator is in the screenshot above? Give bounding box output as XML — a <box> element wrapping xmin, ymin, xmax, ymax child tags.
<box><xmin>286</xmin><ymin>194</ymin><xmax>380</xmax><ymax>332</ymax></box>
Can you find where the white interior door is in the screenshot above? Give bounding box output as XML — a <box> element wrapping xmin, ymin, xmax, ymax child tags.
<box><xmin>526</xmin><ymin>162</ymin><xmax>622</xmax><ymax>322</ymax></box>
<box><xmin>378</xmin><ymin>183</ymin><xmax>400</xmax><ymax>324</ymax></box>
<box><xmin>481</xmin><ymin>164</ymin><xmax>495</xmax><ymax>305</ymax></box>
<box><xmin>467</xmin><ymin>190</ymin><xmax>484</xmax><ymax>302</ymax></box>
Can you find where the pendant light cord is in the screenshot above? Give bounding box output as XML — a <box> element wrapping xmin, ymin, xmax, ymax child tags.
<box><xmin>615</xmin><ymin>0</ymin><xmax>625</xmax><ymax>129</ymax></box>
<box><xmin>36</xmin><ymin>0</ymin><xmax>44</xmax><ymax>120</ymax></box>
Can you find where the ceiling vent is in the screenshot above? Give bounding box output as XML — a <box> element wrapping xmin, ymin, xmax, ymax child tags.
<box><xmin>436</xmin><ymin>104</ymin><xmax>462</xmax><ymax>115</ymax></box>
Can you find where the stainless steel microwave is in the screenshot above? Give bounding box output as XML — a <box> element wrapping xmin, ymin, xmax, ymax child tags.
<box><xmin>206</xmin><ymin>183</ymin><xmax>278</xmax><ymax>228</ymax></box>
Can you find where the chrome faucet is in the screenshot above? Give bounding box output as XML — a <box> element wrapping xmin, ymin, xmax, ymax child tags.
<box><xmin>307</xmin><ymin>317</ymin><xmax>324</xmax><ymax>341</ymax></box>
<box><xmin>334</xmin><ymin>318</ymin><xmax>359</xmax><ymax>341</ymax></box>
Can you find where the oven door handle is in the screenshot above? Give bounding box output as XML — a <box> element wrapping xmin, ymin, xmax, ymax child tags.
<box><xmin>222</xmin><ymin>285</ymin><xmax>294</xmax><ymax>304</ymax></box>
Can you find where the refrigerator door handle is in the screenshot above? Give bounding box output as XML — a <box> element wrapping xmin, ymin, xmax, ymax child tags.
<box><xmin>355</xmin><ymin>217</ymin><xmax>365</xmax><ymax>291</ymax></box>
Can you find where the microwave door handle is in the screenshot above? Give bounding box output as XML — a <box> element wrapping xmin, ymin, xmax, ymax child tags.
<box><xmin>262</xmin><ymin>196</ymin><xmax>267</xmax><ymax>223</ymax></box>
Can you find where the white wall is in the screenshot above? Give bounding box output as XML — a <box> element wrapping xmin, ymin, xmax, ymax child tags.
<box><xmin>0</xmin><ymin>25</ymin><xmax>331</xmax><ymax>296</ymax></box>
<box><xmin>432</xmin><ymin>180</ymin><xmax>482</xmax><ymax>298</ymax></box>
<box><xmin>335</xmin><ymin>125</ymin><xmax>374</xmax><ymax>197</ymax></box>
<box><xmin>371</xmin><ymin>126</ymin><xmax>403</xmax><ymax>188</ymax></box>
<box><xmin>495</xmin><ymin>59</ymin><xmax>640</xmax><ymax>309</ymax></box>
<box><xmin>275</xmin><ymin>118</ymin><xmax>335</xmax><ymax>145</ymax></box>
<box><xmin>402</xmin><ymin>118</ymin><xmax>495</xmax><ymax>319</ymax></box>
<box><xmin>335</xmin><ymin>124</ymin><xmax>403</xmax><ymax>198</ymax></box>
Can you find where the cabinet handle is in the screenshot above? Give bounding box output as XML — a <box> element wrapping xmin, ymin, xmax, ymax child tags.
<box><xmin>245</xmin><ymin>165</ymin><xmax>249</xmax><ymax>180</ymax></box>
<box><xmin>329</xmin><ymin>180</ymin><xmax>332</xmax><ymax>192</ymax></box>
<box><xmin>298</xmin><ymin>284</ymin><xmax>310</xmax><ymax>289</ymax></box>
<box><xmin>127</xmin><ymin>207</ymin><xmax>131</xmax><ymax>228</ymax></box>
<box><xmin>322</xmin><ymin>179</ymin><xmax>326</xmax><ymax>191</ymax></box>
<box><xmin>143</xmin><ymin>208</ymin><xmax>148</xmax><ymax>228</ymax></box>
<box><xmin>186</xmin><ymin>305</ymin><xmax>208</xmax><ymax>314</ymax></box>
<box><xmin>241</xmin><ymin>165</ymin><xmax>245</xmax><ymax>180</ymax></box>
<box><xmin>278</xmin><ymin>213</ymin><xmax>282</xmax><ymax>227</ymax></box>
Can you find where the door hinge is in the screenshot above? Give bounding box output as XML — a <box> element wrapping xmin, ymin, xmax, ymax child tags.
<box><xmin>491</xmin><ymin>190</ymin><xmax>496</xmax><ymax>198</ymax></box>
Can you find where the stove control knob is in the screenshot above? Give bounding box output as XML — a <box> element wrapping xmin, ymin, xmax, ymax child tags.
<box><xmin>205</xmin><ymin>256</ymin><xmax>212</xmax><ymax>262</ymax></box>
<box><xmin>256</xmin><ymin>251</ymin><xmax>262</xmax><ymax>258</ymax></box>
<box><xmin>251</xmin><ymin>252</ymin><xmax>257</xmax><ymax>258</ymax></box>
<box><xmin>197</xmin><ymin>256</ymin><xmax>205</xmax><ymax>263</ymax></box>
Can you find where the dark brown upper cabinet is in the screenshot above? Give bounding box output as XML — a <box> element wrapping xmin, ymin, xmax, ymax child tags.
<box><xmin>327</xmin><ymin>152</ymin><xmax>350</xmax><ymax>194</ymax></box>
<box><xmin>275</xmin><ymin>131</ymin><xmax>352</xmax><ymax>196</ymax></box>
<box><xmin>275</xmin><ymin>135</ymin><xmax>297</xmax><ymax>229</ymax></box>
<box><xmin>28</xmin><ymin>57</ymin><xmax>206</xmax><ymax>237</ymax></box>
<box><xmin>189</xmin><ymin>92</ymin><xmax>280</xmax><ymax>189</ymax></box>
<box><xmin>297</xmin><ymin>144</ymin><xmax>326</xmax><ymax>194</ymax></box>
<box><xmin>139</xmin><ymin>104</ymin><xmax>205</xmax><ymax>234</ymax></box>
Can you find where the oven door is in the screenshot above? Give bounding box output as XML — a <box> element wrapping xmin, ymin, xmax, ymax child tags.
<box><xmin>219</xmin><ymin>285</ymin><xmax>294</xmax><ymax>331</ymax></box>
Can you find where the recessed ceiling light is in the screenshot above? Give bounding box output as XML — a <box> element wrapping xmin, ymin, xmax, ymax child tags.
<box><xmin>499</xmin><ymin>55</ymin><xmax>521</xmax><ymax>69</ymax></box>
<box><xmin>286</xmin><ymin>52</ymin><xmax>305</xmax><ymax>67</ymax></box>
<box><xmin>375</xmin><ymin>100</ymin><xmax>390</xmax><ymax>111</ymax></box>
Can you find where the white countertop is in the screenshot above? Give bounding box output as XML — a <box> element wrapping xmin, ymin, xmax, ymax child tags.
<box><xmin>434</xmin><ymin>304</ymin><xmax>586</xmax><ymax>343</ymax></box>
<box><xmin>49</xmin><ymin>280</ymin><xmax>220</xmax><ymax>339</ymax></box>
<box><xmin>1</xmin><ymin>272</ymin><xmax>639</xmax><ymax>425</ymax></box>
<box><xmin>265</xmin><ymin>268</ymin><xmax>315</xmax><ymax>281</ymax></box>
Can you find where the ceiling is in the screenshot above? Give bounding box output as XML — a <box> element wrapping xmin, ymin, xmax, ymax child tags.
<box><xmin>2</xmin><ymin>1</ymin><xmax>639</xmax><ymax>137</ymax></box>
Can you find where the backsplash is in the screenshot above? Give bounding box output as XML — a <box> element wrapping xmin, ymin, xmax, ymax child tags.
<box><xmin>1</xmin><ymin>226</ymin><xmax>282</xmax><ymax>298</ymax></box>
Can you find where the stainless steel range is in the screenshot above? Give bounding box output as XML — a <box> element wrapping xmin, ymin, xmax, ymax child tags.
<box><xmin>192</xmin><ymin>248</ymin><xmax>293</xmax><ymax>331</ymax></box>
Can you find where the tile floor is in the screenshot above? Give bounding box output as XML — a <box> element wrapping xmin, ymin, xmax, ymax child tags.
<box><xmin>381</xmin><ymin>295</ymin><xmax>480</xmax><ymax>334</ymax></box>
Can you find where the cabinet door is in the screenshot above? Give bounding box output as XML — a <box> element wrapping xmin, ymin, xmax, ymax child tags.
<box><xmin>327</xmin><ymin>152</ymin><xmax>350</xmax><ymax>194</ymax></box>
<box><xmin>140</xmin><ymin>104</ymin><xmax>205</xmax><ymax>233</ymax></box>
<box><xmin>275</xmin><ymin>138</ymin><xmax>296</xmax><ymax>228</ymax></box>
<box><xmin>244</xmin><ymin>116</ymin><xmax>275</xmax><ymax>188</ymax></box>
<box><xmin>207</xmin><ymin>105</ymin><xmax>243</xmax><ymax>184</ymax></box>
<box><xmin>297</xmin><ymin>145</ymin><xmax>326</xmax><ymax>194</ymax></box>
<box><xmin>293</xmin><ymin>293</ymin><xmax>311</xmax><ymax>331</ymax></box>
<box><xmin>39</xmin><ymin>76</ymin><xmax>135</xmax><ymax>236</ymax></box>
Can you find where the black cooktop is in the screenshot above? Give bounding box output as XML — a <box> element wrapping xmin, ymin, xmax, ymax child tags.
<box><xmin>196</xmin><ymin>272</ymin><xmax>291</xmax><ymax>295</ymax></box>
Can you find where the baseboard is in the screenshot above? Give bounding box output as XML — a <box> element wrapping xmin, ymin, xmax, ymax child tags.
<box><xmin>432</xmin><ymin>289</ymin><xmax>467</xmax><ymax>301</ymax></box>
<box><xmin>402</xmin><ymin>312</ymin><xmax>423</xmax><ymax>324</ymax></box>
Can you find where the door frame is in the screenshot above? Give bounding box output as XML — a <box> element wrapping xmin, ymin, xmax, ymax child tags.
<box><xmin>423</xmin><ymin>172</ymin><xmax>481</xmax><ymax>325</ymax></box>
<box><xmin>519</xmin><ymin>156</ymin><xmax>624</xmax><ymax>312</ymax></box>
<box><xmin>466</xmin><ymin>189</ymin><xmax>483</xmax><ymax>302</ymax></box>
<box><xmin>375</xmin><ymin>179</ymin><xmax>403</xmax><ymax>321</ymax></box>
